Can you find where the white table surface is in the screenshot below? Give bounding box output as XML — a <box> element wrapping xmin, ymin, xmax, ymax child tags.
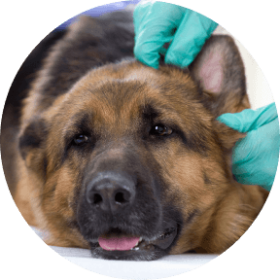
<box><xmin>32</xmin><ymin>227</ymin><xmax>218</xmax><ymax>279</ymax></box>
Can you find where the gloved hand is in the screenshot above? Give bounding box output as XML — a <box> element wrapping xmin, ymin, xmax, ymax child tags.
<box><xmin>133</xmin><ymin>1</ymin><xmax>218</xmax><ymax>69</ymax></box>
<box><xmin>217</xmin><ymin>103</ymin><xmax>280</xmax><ymax>191</ymax></box>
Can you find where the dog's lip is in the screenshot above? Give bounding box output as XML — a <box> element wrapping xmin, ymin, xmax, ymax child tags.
<box><xmin>89</xmin><ymin>226</ymin><xmax>178</xmax><ymax>252</ymax></box>
<box><xmin>137</xmin><ymin>226</ymin><xmax>178</xmax><ymax>250</ymax></box>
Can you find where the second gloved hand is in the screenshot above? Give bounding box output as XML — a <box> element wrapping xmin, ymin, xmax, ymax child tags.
<box><xmin>217</xmin><ymin>103</ymin><xmax>280</xmax><ymax>191</ymax></box>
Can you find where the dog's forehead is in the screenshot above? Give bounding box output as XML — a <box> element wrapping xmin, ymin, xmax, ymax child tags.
<box><xmin>63</xmin><ymin>62</ymin><xmax>204</xmax><ymax>123</ymax></box>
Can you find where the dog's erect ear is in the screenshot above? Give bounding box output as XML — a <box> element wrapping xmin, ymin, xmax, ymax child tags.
<box><xmin>189</xmin><ymin>35</ymin><xmax>250</xmax><ymax>153</ymax></box>
<box><xmin>189</xmin><ymin>35</ymin><xmax>250</xmax><ymax>117</ymax></box>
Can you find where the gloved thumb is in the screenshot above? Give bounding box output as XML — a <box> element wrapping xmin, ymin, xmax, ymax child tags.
<box><xmin>217</xmin><ymin>102</ymin><xmax>278</xmax><ymax>133</ymax></box>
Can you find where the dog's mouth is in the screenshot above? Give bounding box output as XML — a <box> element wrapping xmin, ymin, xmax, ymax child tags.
<box><xmin>89</xmin><ymin>226</ymin><xmax>178</xmax><ymax>260</ymax></box>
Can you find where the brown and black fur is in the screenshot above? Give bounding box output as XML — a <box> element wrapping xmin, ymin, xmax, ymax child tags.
<box><xmin>1</xmin><ymin>10</ymin><xmax>268</xmax><ymax>260</ymax></box>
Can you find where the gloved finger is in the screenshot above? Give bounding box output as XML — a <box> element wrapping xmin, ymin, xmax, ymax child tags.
<box><xmin>232</xmin><ymin>119</ymin><xmax>280</xmax><ymax>191</ymax></box>
<box><xmin>217</xmin><ymin>102</ymin><xmax>278</xmax><ymax>133</ymax></box>
<box><xmin>133</xmin><ymin>1</ymin><xmax>186</xmax><ymax>69</ymax></box>
<box><xmin>165</xmin><ymin>10</ymin><xmax>218</xmax><ymax>67</ymax></box>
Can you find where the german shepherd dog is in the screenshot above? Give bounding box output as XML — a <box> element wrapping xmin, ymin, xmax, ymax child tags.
<box><xmin>1</xmin><ymin>10</ymin><xmax>268</xmax><ymax>260</ymax></box>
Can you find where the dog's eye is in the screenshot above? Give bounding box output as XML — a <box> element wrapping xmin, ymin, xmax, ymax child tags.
<box><xmin>150</xmin><ymin>125</ymin><xmax>172</xmax><ymax>136</ymax></box>
<box><xmin>73</xmin><ymin>135</ymin><xmax>89</xmax><ymax>145</ymax></box>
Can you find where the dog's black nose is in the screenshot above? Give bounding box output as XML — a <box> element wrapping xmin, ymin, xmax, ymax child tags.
<box><xmin>86</xmin><ymin>172</ymin><xmax>136</xmax><ymax>213</ymax></box>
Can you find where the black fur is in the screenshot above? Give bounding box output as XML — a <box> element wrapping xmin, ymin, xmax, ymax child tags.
<box><xmin>19</xmin><ymin>120</ymin><xmax>48</xmax><ymax>160</ymax></box>
<box><xmin>37</xmin><ymin>12</ymin><xmax>135</xmax><ymax>111</ymax></box>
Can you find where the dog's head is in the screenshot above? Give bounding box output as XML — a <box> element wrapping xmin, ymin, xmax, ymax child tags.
<box><xmin>19</xmin><ymin>35</ymin><xmax>251</xmax><ymax>260</ymax></box>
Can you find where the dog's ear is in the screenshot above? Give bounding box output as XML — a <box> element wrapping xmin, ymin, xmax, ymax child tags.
<box><xmin>189</xmin><ymin>35</ymin><xmax>250</xmax><ymax>151</ymax></box>
<box><xmin>19</xmin><ymin>119</ymin><xmax>48</xmax><ymax>176</ymax></box>
<box><xmin>189</xmin><ymin>35</ymin><xmax>250</xmax><ymax>118</ymax></box>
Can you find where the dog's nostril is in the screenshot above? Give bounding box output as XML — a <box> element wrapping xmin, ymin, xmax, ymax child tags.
<box><xmin>93</xmin><ymin>193</ymin><xmax>103</xmax><ymax>205</ymax></box>
<box><xmin>115</xmin><ymin>191</ymin><xmax>129</xmax><ymax>204</ymax></box>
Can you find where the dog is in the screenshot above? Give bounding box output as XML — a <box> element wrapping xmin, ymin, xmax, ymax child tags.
<box><xmin>1</xmin><ymin>10</ymin><xmax>268</xmax><ymax>261</ymax></box>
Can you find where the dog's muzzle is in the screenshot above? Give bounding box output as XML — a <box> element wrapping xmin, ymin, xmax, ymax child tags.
<box><xmin>76</xmin><ymin>150</ymin><xmax>181</xmax><ymax>260</ymax></box>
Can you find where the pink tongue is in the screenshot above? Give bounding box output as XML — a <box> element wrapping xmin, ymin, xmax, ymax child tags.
<box><xmin>98</xmin><ymin>236</ymin><xmax>140</xmax><ymax>251</ymax></box>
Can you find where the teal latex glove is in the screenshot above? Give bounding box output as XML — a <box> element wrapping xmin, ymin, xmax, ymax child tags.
<box><xmin>217</xmin><ymin>103</ymin><xmax>280</xmax><ymax>191</ymax></box>
<box><xmin>133</xmin><ymin>1</ymin><xmax>218</xmax><ymax>69</ymax></box>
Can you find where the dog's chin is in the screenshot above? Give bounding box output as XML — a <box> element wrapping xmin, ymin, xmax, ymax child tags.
<box><xmin>88</xmin><ymin>226</ymin><xmax>178</xmax><ymax>261</ymax></box>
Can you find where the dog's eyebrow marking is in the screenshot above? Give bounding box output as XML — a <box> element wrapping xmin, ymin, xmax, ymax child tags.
<box><xmin>64</xmin><ymin>113</ymin><xmax>93</xmax><ymax>142</ymax></box>
<box><xmin>142</xmin><ymin>104</ymin><xmax>159</xmax><ymax>120</ymax></box>
<box><xmin>73</xmin><ymin>113</ymin><xmax>93</xmax><ymax>133</ymax></box>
